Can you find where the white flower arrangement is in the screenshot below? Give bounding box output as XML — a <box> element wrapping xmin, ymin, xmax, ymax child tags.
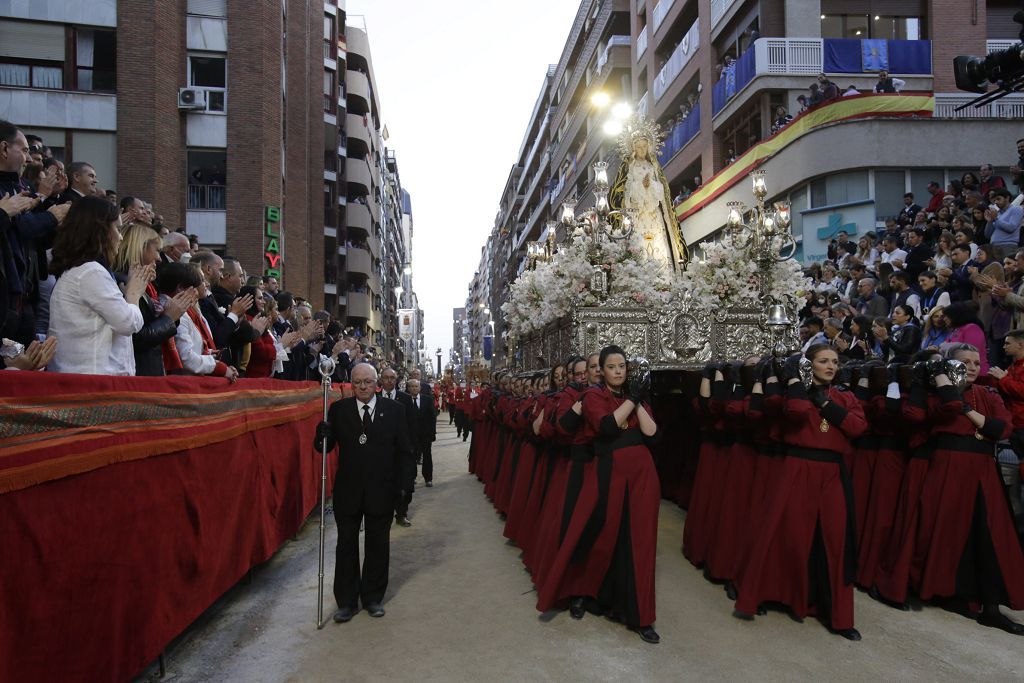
<box><xmin>501</xmin><ymin>230</ymin><xmax>809</xmax><ymax>338</ymax></box>
<box><xmin>686</xmin><ymin>231</ymin><xmax>810</xmax><ymax>311</ymax></box>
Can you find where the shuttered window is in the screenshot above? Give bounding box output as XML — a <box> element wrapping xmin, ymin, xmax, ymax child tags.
<box><xmin>187</xmin><ymin>0</ymin><xmax>227</xmax><ymax>18</ymax></box>
<box><xmin>0</xmin><ymin>20</ymin><xmax>66</xmax><ymax>61</ymax></box>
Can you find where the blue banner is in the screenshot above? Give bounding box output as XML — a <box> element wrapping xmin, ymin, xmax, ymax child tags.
<box><xmin>483</xmin><ymin>336</ymin><xmax>493</xmax><ymax>361</ymax></box>
<box><xmin>861</xmin><ymin>39</ymin><xmax>889</xmax><ymax>72</ymax></box>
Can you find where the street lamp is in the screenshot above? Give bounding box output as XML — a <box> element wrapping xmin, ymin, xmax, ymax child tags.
<box><xmin>435</xmin><ymin>347</ymin><xmax>442</xmax><ymax>377</ymax></box>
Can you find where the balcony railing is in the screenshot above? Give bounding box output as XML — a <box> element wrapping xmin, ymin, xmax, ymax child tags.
<box><xmin>652</xmin><ymin>0</ymin><xmax>674</xmax><ymax>33</ymax></box>
<box><xmin>596</xmin><ymin>35</ymin><xmax>630</xmax><ymax>75</ymax></box>
<box><xmin>653</xmin><ymin>19</ymin><xmax>700</xmax><ymax>102</ymax></box>
<box><xmin>712</xmin><ymin>38</ymin><xmax>931</xmax><ymax>116</ymax></box>
<box><xmin>636</xmin><ymin>26</ymin><xmax>648</xmax><ymax>61</ymax></box>
<box><xmin>657</xmin><ymin>106</ymin><xmax>700</xmax><ymax>165</ymax></box>
<box><xmin>934</xmin><ymin>93</ymin><xmax>1024</xmax><ymax>119</ymax></box>
<box><xmin>986</xmin><ymin>39</ymin><xmax>1020</xmax><ymax>52</ymax></box>
<box><xmin>187</xmin><ymin>184</ymin><xmax>226</xmax><ymax>210</ymax></box>
<box><xmin>710</xmin><ymin>0</ymin><xmax>740</xmax><ymax>31</ymax></box>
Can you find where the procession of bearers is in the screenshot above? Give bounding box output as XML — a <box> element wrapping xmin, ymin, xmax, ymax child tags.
<box><xmin>467</xmin><ymin>342</ymin><xmax>1024</xmax><ymax>644</ymax></box>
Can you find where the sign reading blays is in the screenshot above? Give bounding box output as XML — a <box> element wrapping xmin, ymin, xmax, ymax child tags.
<box><xmin>264</xmin><ymin>206</ymin><xmax>282</xmax><ymax>278</ymax></box>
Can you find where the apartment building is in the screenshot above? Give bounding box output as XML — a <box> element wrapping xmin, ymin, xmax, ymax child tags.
<box><xmin>1</xmin><ymin>0</ymin><xmax>420</xmax><ymax>364</ymax></box>
<box><xmin>466</xmin><ymin>0</ymin><xmax>1023</xmax><ymax>357</ymax></box>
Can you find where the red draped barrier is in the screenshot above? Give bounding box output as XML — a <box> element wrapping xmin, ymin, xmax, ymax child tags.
<box><xmin>0</xmin><ymin>373</ymin><xmax>338</xmax><ymax>682</ymax></box>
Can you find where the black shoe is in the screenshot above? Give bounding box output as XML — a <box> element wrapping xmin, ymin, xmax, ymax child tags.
<box><xmin>831</xmin><ymin>627</ymin><xmax>862</xmax><ymax>641</ymax></box>
<box><xmin>725</xmin><ymin>582</ymin><xmax>738</xmax><ymax>601</ymax></box>
<box><xmin>332</xmin><ymin>606</ymin><xmax>357</xmax><ymax>623</ymax></box>
<box><xmin>365</xmin><ymin>603</ymin><xmax>385</xmax><ymax>618</ymax></box>
<box><xmin>978</xmin><ymin>610</ymin><xmax>1024</xmax><ymax>635</ymax></box>
<box><xmin>569</xmin><ymin>597</ymin><xmax>585</xmax><ymax>620</ymax></box>
<box><xmin>634</xmin><ymin>626</ymin><xmax>660</xmax><ymax>644</ymax></box>
<box><xmin>425</xmin><ymin>481</ymin><xmax>433</xmax><ymax>487</ymax></box>
<box><xmin>395</xmin><ymin>515</ymin><xmax>411</xmax><ymax>527</ymax></box>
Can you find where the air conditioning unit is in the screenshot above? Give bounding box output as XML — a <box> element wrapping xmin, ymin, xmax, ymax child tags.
<box><xmin>178</xmin><ymin>88</ymin><xmax>207</xmax><ymax>110</ymax></box>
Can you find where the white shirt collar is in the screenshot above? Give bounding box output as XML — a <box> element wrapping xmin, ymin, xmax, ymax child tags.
<box><xmin>356</xmin><ymin>395</ymin><xmax>377</xmax><ymax>415</ymax></box>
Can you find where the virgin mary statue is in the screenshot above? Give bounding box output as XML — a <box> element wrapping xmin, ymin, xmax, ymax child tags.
<box><xmin>609</xmin><ymin>118</ymin><xmax>689</xmax><ymax>271</ymax></box>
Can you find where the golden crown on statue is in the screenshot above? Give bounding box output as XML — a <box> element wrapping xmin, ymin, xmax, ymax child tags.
<box><xmin>615</xmin><ymin>114</ymin><xmax>666</xmax><ymax>159</ymax></box>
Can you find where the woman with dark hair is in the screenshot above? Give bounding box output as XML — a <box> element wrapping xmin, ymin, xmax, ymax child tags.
<box><xmin>914</xmin><ymin>344</ymin><xmax>1024</xmax><ymax>634</ymax></box>
<box><xmin>968</xmin><ymin>243</ymin><xmax>1004</xmax><ymax>335</ymax></box>
<box><xmin>155</xmin><ymin>262</ymin><xmax>237</xmax><ymax>382</ymax></box>
<box><xmin>837</xmin><ymin>315</ymin><xmax>875</xmax><ymax>360</ymax></box>
<box><xmin>881</xmin><ymin>305</ymin><xmax>922</xmax><ymax>362</ymax></box>
<box><xmin>48</xmin><ymin>196</ymin><xmax>147</xmax><ymax>374</ymax></box>
<box><xmin>233</xmin><ymin>284</ymin><xmax>274</xmax><ymax>378</ymax></box>
<box><xmin>537</xmin><ymin>345</ymin><xmax>662</xmax><ymax>644</ymax></box>
<box><xmin>735</xmin><ymin>344</ymin><xmax>867</xmax><ymax>640</ymax></box>
<box><xmin>943</xmin><ymin>301</ymin><xmax>989</xmax><ymax>373</ymax></box>
<box><xmin>871</xmin><ymin>317</ymin><xmax>893</xmax><ymax>358</ymax></box>
<box><xmin>918</xmin><ymin>270</ymin><xmax>950</xmax><ymax>315</ymax></box>
<box><xmin>962</xmin><ymin>171</ymin><xmax>981</xmax><ymax>194</ymax></box>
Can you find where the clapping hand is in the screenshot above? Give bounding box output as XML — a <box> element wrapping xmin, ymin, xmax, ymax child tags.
<box><xmin>1</xmin><ymin>191</ymin><xmax>38</xmax><ymax>217</ymax></box>
<box><xmin>229</xmin><ymin>293</ymin><xmax>255</xmax><ymax>317</ymax></box>
<box><xmin>250</xmin><ymin>314</ymin><xmax>270</xmax><ymax>335</ymax></box>
<box><xmin>125</xmin><ymin>264</ymin><xmax>155</xmax><ymax>303</ymax></box>
<box><xmin>163</xmin><ymin>288</ymin><xmax>198</xmax><ymax>321</ymax></box>
<box><xmin>6</xmin><ymin>337</ymin><xmax>58</xmax><ymax>371</ymax></box>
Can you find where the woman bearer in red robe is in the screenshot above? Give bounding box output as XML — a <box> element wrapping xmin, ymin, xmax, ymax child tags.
<box><xmin>536</xmin><ymin>345</ymin><xmax>662</xmax><ymax>644</ymax></box>
<box><xmin>735</xmin><ymin>344</ymin><xmax>867</xmax><ymax>640</ymax></box>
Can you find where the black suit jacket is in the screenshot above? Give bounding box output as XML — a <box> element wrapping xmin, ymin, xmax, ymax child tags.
<box><xmin>326</xmin><ymin>396</ymin><xmax>414</xmax><ymax>516</ymax></box>
<box><xmin>383</xmin><ymin>389</ymin><xmax>418</xmax><ymax>452</ymax></box>
<box><xmin>411</xmin><ymin>393</ymin><xmax>437</xmax><ymax>445</ymax></box>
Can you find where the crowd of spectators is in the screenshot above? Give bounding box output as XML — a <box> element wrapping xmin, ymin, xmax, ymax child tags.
<box><xmin>0</xmin><ymin>118</ymin><xmax>412</xmax><ymax>385</ymax></box>
<box><xmin>798</xmin><ymin>141</ymin><xmax>1024</xmax><ymax>379</ymax></box>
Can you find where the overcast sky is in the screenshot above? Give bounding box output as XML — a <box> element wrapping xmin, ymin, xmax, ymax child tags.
<box><xmin>345</xmin><ymin>0</ymin><xmax>581</xmax><ymax>365</ymax></box>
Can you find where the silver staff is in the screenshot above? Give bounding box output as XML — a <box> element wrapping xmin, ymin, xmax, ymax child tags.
<box><xmin>316</xmin><ymin>355</ymin><xmax>336</xmax><ymax>629</ymax></box>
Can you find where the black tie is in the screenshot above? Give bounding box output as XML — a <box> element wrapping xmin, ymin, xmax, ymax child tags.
<box><xmin>362</xmin><ymin>404</ymin><xmax>372</xmax><ymax>432</ymax></box>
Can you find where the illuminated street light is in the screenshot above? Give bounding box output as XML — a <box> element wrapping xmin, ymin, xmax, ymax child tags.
<box><xmin>602</xmin><ymin>119</ymin><xmax>624</xmax><ymax>136</ymax></box>
<box><xmin>611</xmin><ymin>101</ymin><xmax>632</xmax><ymax>120</ymax></box>
<box><xmin>590</xmin><ymin>91</ymin><xmax>611</xmax><ymax>108</ymax></box>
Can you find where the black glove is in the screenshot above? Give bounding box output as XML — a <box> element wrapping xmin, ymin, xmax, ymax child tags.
<box><xmin>753</xmin><ymin>356</ymin><xmax>773</xmax><ymax>383</ymax></box>
<box><xmin>772</xmin><ymin>355</ymin><xmax>786</xmax><ymax>380</ymax></box>
<box><xmin>315</xmin><ymin>420</ymin><xmax>331</xmax><ymax>446</ymax></box>
<box><xmin>724</xmin><ymin>361</ymin><xmax>743</xmax><ymax>386</ymax></box>
<box><xmin>836</xmin><ymin>363</ymin><xmax>854</xmax><ymax>386</ymax></box>
<box><xmin>782</xmin><ymin>354</ymin><xmax>803</xmax><ymax>382</ymax></box>
<box><xmin>911</xmin><ymin>361</ymin><xmax>930</xmax><ymax>386</ymax></box>
<box><xmin>886</xmin><ymin>362</ymin><xmax>902</xmax><ymax>385</ymax></box>
<box><xmin>808</xmin><ymin>385</ymin><xmax>828</xmax><ymax>407</ymax></box>
<box><xmin>629</xmin><ymin>368</ymin><xmax>652</xmax><ymax>404</ymax></box>
<box><xmin>701</xmin><ymin>362</ymin><xmax>720</xmax><ymax>380</ymax></box>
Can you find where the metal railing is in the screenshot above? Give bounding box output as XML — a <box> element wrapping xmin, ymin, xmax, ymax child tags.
<box><xmin>596</xmin><ymin>35</ymin><xmax>630</xmax><ymax>75</ymax></box>
<box><xmin>757</xmin><ymin>38</ymin><xmax>823</xmax><ymax>75</ymax></box>
<box><xmin>710</xmin><ymin>0</ymin><xmax>740</xmax><ymax>31</ymax></box>
<box><xmin>652</xmin><ymin>0</ymin><xmax>674</xmax><ymax>33</ymax></box>
<box><xmin>933</xmin><ymin>93</ymin><xmax>1024</xmax><ymax>119</ymax></box>
<box><xmin>987</xmin><ymin>39</ymin><xmax>1020</xmax><ymax>53</ymax></box>
<box><xmin>187</xmin><ymin>184</ymin><xmax>226</xmax><ymax>210</ymax></box>
<box><xmin>653</xmin><ymin>19</ymin><xmax>700</xmax><ymax>102</ymax></box>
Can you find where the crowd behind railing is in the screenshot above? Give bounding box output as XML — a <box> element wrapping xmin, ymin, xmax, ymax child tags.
<box><xmin>0</xmin><ymin>118</ymin><xmax>395</xmax><ymax>383</ymax></box>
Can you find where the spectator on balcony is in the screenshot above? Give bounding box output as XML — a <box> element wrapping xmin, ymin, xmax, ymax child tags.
<box><xmin>770</xmin><ymin>107</ymin><xmax>792</xmax><ymax>134</ymax></box>
<box><xmin>56</xmin><ymin>162</ymin><xmax>98</xmax><ymax>204</ymax></box>
<box><xmin>807</xmin><ymin>83</ymin><xmax>823</xmax><ymax>107</ymax></box>
<box><xmin>874</xmin><ymin>70</ymin><xmax>905</xmax><ymax>94</ymax></box>
<box><xmin>47</xmin><ymin>197</ymin><xmax>145</xmax><ymax>375</ymax></box>
<box><xmin>233</xmin><ymin>284</ymin><xmax>275</xmax><ymax>379</ymax></box>
<box><xmin>105</xmin><ymin>189</ymin><xmax>118</xmax><ymax>206</ymax></box>
<box><xmin>817</xmin><ymin>74</ymin><xmax>839</xmax><ymax>101</ymax></box>
<box><xmin>796</xmin><ymin>94</ymin><xmax>809</xmax><ymax>114</ymax></box>
<box><xmin>263</xmin><ymin>275</ymin><xmax>280</xmax><ymax>295</ymax></box>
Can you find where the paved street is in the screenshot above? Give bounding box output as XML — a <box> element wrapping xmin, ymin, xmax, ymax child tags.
<box><xmin>142</xmin><ymin>420</ymin><xmax>1024</xmax><ymax>682</ymax></box>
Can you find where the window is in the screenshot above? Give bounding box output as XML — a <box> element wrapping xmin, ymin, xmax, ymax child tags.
<box><xmin>75</xmin><ymin>28</ymin><xmax>116</xmax><ymax>91</ymax></box>
<box><xmin>0</xmin><ymin>19</ymin><xmax>65</xmax><ymax>89</ymax></box>
<box><xmin>810</xmin><ymin>171</ymin><xmax>869</xmax><ymax>208</ymax></box>
<box><xmin>874</xmin><ymin>170</ymin><xmax>907</xmax><ymax>221</ymax></box>
<box><xmin>188</xmin><ymin>55</ymin><xmax>226</xmax><ymax>112</ymax></box>
<box><xmin>187</xmin><ymin>150</ymin><xmax>227</xmax><ymax>210</ymax></box>
<box><xmin>820</xmin><ymin>14</ymin><xmax>925</xmax><ymax>40</ymax></box>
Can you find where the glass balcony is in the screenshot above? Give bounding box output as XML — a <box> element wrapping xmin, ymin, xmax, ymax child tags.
<box><xmin>652</xmin><ymin>19</ymin><xmax>699</xmax><ymax>102</ymax></box>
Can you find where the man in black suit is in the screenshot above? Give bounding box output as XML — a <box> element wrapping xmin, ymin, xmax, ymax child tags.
<box><xmin>317</xmin><ymin>362</ymin><xmax>413</xmax><ymax>623</ymax></box>
<box><xmin>379</xmin><ymin>367</ymin><xmax>417</xmax><ymax>527</ymax></box>
<box><xmin>406</xmin><ymin>378</ymin><xmax>437</xmax><ymax>486</ymax></box>
<box><xmin>193</xmin><ymin>252</ymin><xmax>254</xmax><ymax>368</ymax></box>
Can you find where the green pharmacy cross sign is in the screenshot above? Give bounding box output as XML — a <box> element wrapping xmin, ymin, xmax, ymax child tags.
<box><xmin>264</xmin><ymin>206</ymin><xmax>282</xmax><ymax>278</ymax></box>
<box><xmin>816</xmin><ymin>213</ymin><xmax>857</xmax><ymax>241</ymax></box>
